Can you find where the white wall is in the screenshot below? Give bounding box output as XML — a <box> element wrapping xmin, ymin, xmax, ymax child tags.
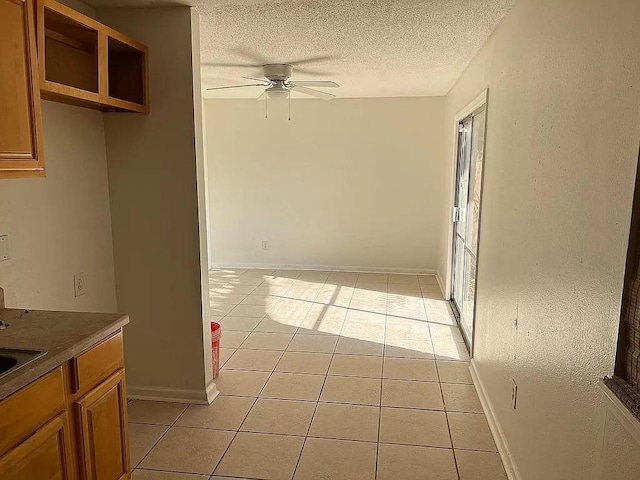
<box><xmin>205</xmin><ymin>97</ymin><xmax>445</xmax><ymax>273</ymax></box>
<box><xmin>0</xmin><ymin>101</ymin><xmax>117</xmax><ymax>313</ymax></box>
<box><xmin>190</xmin><ymin>10</ymin><xmax>215</xmax><ymax>392</ymax></box>
<box><xmin>99</xmin><ymin>7</ymin><xmax>212</xmax><ymax>402</ymax></box>
<box><xmin>439</xmin><ymin>0</ymin><xmax>640</xmax><ymax>478</ymax></box>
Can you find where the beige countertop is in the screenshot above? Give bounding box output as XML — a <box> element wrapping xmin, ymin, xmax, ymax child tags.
<box><xmin>0</xmin><ymin>293</ymin><xmax>128</xmax><ymax>402</ymax></box>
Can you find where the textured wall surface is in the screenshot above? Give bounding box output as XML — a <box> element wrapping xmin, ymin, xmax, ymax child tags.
<box><xmin>0</xmin><ymin>102</ymin><xmax>117</xmax><ymax>313</ymax></box>
<box><xmin>205</xmin><ymin>96</ymin><xmax>445</xmax><ymax>272</ymax></box>
<box><xmin>99</xmin><ymin>7</ymin><xmax>209</xmax><ymax>398</ymax></box>
<box><xmin>439</xmin><ymin>0</ymin><xmax>640</xmax><ymax>478</ymax></box>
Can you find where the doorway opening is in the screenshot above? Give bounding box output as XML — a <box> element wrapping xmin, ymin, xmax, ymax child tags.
<box><xmin>449</xmin><ymin>93</ymin><xmax>487</xmax><ymax>352</ymax></box>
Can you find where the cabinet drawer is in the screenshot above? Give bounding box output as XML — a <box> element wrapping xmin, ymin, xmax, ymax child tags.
<box><xmin>71</xmin><ymin>330</ymin><xmax>124</xmax><ymax>395</ymax></box>
<box><xmin>0</xmin><ymin>367</ymin><xmax>65</xmax><ymax>456</ymax></box>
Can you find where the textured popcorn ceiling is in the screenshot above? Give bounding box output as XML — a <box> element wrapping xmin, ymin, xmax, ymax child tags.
<box><xmin>86</xmin><ymin>0</ymin><xmax>514</xmax><ymax>98</ymax></box>
<box><xmin>197</xmin><ymin>0</ymin><xmax>515</xmax><ymax>98</ymax></box>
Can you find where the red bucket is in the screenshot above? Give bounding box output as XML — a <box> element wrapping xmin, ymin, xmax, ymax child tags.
<box><xmin>211</xmin><ymin>322</ymin><xmax>222</xmax><ymax>378</ymax></box>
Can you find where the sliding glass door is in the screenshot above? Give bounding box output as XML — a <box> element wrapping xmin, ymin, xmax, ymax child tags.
<box><xmin>451</xmin><ymin>106</ymin><xmax>486</xmax><ymax>349</ymax></box>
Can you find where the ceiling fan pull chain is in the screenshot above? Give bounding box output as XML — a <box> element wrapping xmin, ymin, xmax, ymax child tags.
<box><xmin>288</xmin><ymin>91</ymin><xmax>292</xmax><ymax>121</ymax></box>
<box><xmin>265</xmin><ymin>93</ymin><xmax>268</xmax><ymax>119</ymax></box>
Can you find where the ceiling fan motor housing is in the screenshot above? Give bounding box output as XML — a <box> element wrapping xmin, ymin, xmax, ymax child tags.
<box><xmin>206</xmin><ymin>62</ymin><xmax>337</xmax><ymax>101</ymax></box>
<box><xmin>263</xmin><ymin>64</ymin><xmax>293</xmax><ymax>82</ymax></box>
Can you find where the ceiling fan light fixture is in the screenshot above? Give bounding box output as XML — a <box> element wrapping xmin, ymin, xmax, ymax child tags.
<box><xmin>206</xmin><ymin>62</ymin><xmax>339</xmax><ymax>120</ymax></box>
<box><xmin>266</xmin><ymin>86</ymin><xmax>290</xmax><ymax>100</ymax></box>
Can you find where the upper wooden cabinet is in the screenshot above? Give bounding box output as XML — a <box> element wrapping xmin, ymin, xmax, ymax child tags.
<box><xmin>0</xmin><ymin>0</ymin><xmax>45</xmax><ymax>179</ymax></box>
<box><xmin>0</xmin><ymin>0</ymin><xmax>149</xmax><ymax>179</ymax></box>
<box><xmin>38</xmin><ymin>0</ymin><xmax>149</xmax><ymax>113</ymax></box>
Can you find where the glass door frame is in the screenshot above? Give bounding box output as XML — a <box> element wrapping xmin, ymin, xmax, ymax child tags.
<box><xmin>445</xmin><ymin>90</ymin><xmax>488</xmax><ymax>356</ymax></box>
<box><xmin>451</xmin><ymin>115</ymin><xmax>473</xmax><ymax>321</ymax></box>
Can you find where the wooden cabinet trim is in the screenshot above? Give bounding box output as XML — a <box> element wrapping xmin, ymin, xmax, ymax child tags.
<box><xmin>0</xmin><ymin>366</ymin><xmax>65</xmax><ymax>456</ymax></box>
<box><xmin>98</xmin><ymin>31</ymin><xmax>108</xmax><ymax>98</ymax></box>
<box><xmin>38</xmin><ymin>0</ymin><xmax>149</xmax><ymax>113</ymax></box>
<box><xmin>0</xmin><ymin>413</ymin><xmax>74</xmax><ymax>480</ymax></box>
<box><xmin>75</xmin><ymin>369</ymin><xmax>129</xmax><ymax>480</ymax></box>
<box><xmin>0</xmin><ymin>0</ymin><xmax>45</xmax><ymax>179</ymax></box>
<box><xmin>0</xmin><ymin>333</ymin><xmax>131</xmax><ymax>479</ymax></box>
<box><xmin>41</xmin><ymin>80</ymin><xmax>104</xmax><ymax>107</ymax></box>
<box><xmin>71</xmin><ymin>329</ymin><xmax>124</xmax><ymax>395</ymax></box>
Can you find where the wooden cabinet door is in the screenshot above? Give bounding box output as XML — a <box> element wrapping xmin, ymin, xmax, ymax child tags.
<box><xmin>74</xmin><ymin>370</ymin><xmax>129</xmax><ymax>480</ymax></box>
<box><xmin>0</xmin><ymin>0</ymin><xmax>45</xmax><ymax>178</ymax></box>
<box><xmin>0</xmin><ymin>413</ymin><xmax>74</xmax><ymax>480</ymax></box>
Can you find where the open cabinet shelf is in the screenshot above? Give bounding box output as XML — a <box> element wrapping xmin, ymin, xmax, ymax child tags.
<box><xmin>37</xmin><ymin>0</ymin><xmax>149</xmax><ymax>113</ymax></box>
<box><xmin>108</xmin><ymin>36</ymin><xmax>145</xmax><ymax>106</ymax></box>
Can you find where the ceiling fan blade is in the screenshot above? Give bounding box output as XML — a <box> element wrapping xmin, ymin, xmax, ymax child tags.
<box><xmin>229</xmin><ymin>47</ymin><xmax>270</xmax><ymax>65</ymax></box>
<box><xmin>242</xmin><ymin>76</ymin><xmax>270</xmax><ymax>84</ymax></box>
<box><xmin>291</xmin><ymin>66</ymin><xmax>332</xmax><ymax>76</ymax></box>
<box><xmin>290</xmin><ymin>85</ymin><xmax>335</xmax><ymax>100</ymax></box>
<box><xmin>202</xmin><ymin>62</ymin><xmax>260</xmax><ymax>69</ymax></box>
<box><xmin>289</xmin><ymin>81</ymin><xmax>339</xmax><ymax>88</ymax></box>
<box><xmin>287</xmin><ymin>55</ymin><xmax>334</xmax><ymax>66</ymax></box>
<box><xmin>206</xmin><ymin>83</ymin><xmax>266</xmax><ymax>91</ymax></box>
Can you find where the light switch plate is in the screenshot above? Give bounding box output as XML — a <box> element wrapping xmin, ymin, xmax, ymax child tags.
<box><xmin>0</xmin><ymin>235</ymin><xmax>9</xmax><ymax>262</ymax></box>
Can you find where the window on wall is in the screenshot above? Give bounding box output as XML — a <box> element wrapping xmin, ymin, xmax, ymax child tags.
<box><xmin>605</xmin><ymin>151</ymin><xmax>640</xmax><ymax>420</ymax></box>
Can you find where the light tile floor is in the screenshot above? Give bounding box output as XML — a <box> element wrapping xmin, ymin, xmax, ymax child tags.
<box><xmin>130</xmin><ymin>269</ymin><xmax>507</xmax><ymax>480</ymax></box>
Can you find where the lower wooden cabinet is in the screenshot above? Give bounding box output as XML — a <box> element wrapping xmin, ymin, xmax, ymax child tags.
<box><xmin>0</xmin><ymin>413</ymin><xmax>73</xmax><ymax>480</ymax></box>
<box><xmin>0</xmin><ymin>329</ymin><xmax>130</xmax><ymax>480</ymax></box>
<box><xmin>75</xmin><ymin>369</ymin><xmax>129</xmax><ymax>480</ymax></box>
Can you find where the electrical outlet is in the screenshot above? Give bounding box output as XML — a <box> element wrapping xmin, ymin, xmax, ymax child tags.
<box><xmin>511</xmin><ymin>379</ymin><xmax>518</xmax><ymax>409</ymax></box>
<box><xmin>74</xmin><ymin>273</ymin><xmax>86</xmax><ymax>297</ymax></box>
<box><xmin>0</xmin><ymin>235</ymin><xmax>9</xmax><ymax>262</ymax></box>
<box><xmin>262</xmin><ymin>241</ymin><xmax>269</xmax><ymax>250</ymax></box>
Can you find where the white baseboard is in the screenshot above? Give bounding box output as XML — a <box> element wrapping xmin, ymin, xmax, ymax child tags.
<box><xmin>128</xmin><ymin>384</ymin><xmax>213</xmax><ymax>405</ymax></box>
<box><xmin>435</xmin><ymin>270</ymin><xmax>446</xmax><ymax>298</ymax></box>
<box><xmin>206</xmin><ymin>379</ymin><xmax>219</xmax><ymax>404</ymax></box>
<box><xmin>209</xmin><ymin>262</ymin><xmax>435</xmax><ymax>276</ymax></box>
<box><xmin>470</xmin><ymin>360</ymin><xmax>521</xmax><ymax>480</ymax></box>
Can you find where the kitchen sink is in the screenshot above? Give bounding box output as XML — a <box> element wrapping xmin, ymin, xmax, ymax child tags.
<box><xmin>0</xmin><ymin>348</ymin><xmax>46</xmax><ymax>378</ymax></box>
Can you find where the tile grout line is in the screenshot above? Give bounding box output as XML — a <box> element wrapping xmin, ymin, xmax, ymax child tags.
<box><xmin>228</xmin><ymin>276</ymin><xmax>298</xmax><ymax>347</ymax></box>
<box><xmin>221</xmin><ymin>299</ymin><xmax>457</xmax><ymax>336</ymax></box>
<box><xmin>209</xmin><ymin>346</ymin><xmax>287</xmax><ymax>473</ymax></box>
<box><xmin>135</xmin><ymin>465</ymin><xmax>261</xmax><ymax>479</ymax></box>
<box><xmin>216</xmin><ymin>276</ymin><xmax>314</xmax><ymax>475</ymax></box>
<box><xmin>208</xmin><ymin>392</ymin><xmax>260</xmax><ymax>477</ymax></box>
<box><xmin>432</xmin><ymin>324</ymin><xmax>462</xmax><ymax>480</ymax></box>
<box><xmin>132</xmin><ymin>401</ymin><xmax>191</xmax><ymax>470</ymax></box>
<box><xmin>129</xmin><ymin>397</ymin><xmax>483</xmax><ymax>420</ymax></box>
<box><xmin>131</xmin><ymin>426</ymin><xmax>499</xmax><ymax>452</ymax></box>
<box><xmin>227</xmin><ymin>344</ymin><xmax>469</xmax><ymax>361</ymax></box>
<box><xmin>375</xmin><ymin>287</ymin><xmax>388</xmax><ymax>480</ymax></box>
<box><xmin>291</xmin><ymin>280</ymin><xmax>346</xmax><ymax>480</ymax></box>
<box><xmin>209</xmin><ymin>271</ymin><xmax>304</xmax><ymax>477</ymax></box>
<box><xmin>206</xmin><ymin>269</ymin><xmax>482</xmax><ymax>478</ymax></box>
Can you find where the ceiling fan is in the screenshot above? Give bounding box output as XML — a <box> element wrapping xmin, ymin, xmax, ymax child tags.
<box><xmin>206</xmin><ymin>63</ymin><xmax>340</xmax><ymax>100</ymax></box>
